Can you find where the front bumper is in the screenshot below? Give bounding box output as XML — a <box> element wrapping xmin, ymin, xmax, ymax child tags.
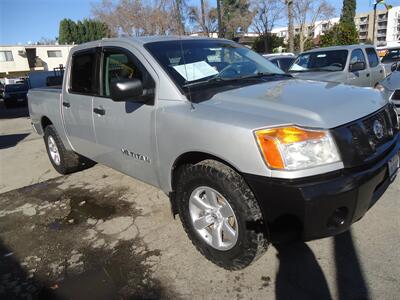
<box><xmin>244</xmin><ymin>136</ymin><xmax>400</xmax><ymax>242</ymax></box>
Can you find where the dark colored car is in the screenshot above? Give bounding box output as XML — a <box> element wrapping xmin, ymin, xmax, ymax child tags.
<box><xmin>2</xmin><ymin>82</ymin><xmax>29</xmax><ymax>108</ymax></box>
<box><xmin>265</xmin><ymin>55</ymin><xmax>296</xmax><ymax>73</ymax></box>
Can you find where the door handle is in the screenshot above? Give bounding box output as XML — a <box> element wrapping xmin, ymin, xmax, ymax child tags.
<box><xmin>380</xmin><ymin>70</ymin><xmax>383</xmax><ymax>73</ymax></box>
<box><xmin>93</xmin><ymin>107</ymin><xmax>106</xmax><ymax>116</ymax></box>
<box><xmin>366</xmin><ymin>73</ymin><xmax>370</xmax><ymax>77</ymax></box>
<box><xmin>62</xmin><ymin>101</ymin><xmax>70</xmax><ymax>108</ymax></box>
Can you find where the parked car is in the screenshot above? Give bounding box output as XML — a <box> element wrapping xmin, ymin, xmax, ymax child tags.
<box><xmin>377</xmin><ymin>62</ymin><xmax>400</xmax><ymax>114</ymax></box>
<box><xmin>381</xmin><ymin>47</ymin><xmax>400</xmax><ymax>75</ymax></box>
<box><xmin>28</xmin><ymin>36</ymin><xmax>399</xmax><ymax>270</ymax></box>
<box><xmin>265</xmin><ymin>55</ymin><xmax>296</xmax><ymax>73</ymax></box>
<box><xmin>288</xmin><ymin>45</ymin><xmax>385</xmax><ymax>88</ymax></box>
<box><xmin>2</xmin><ymin>82</ymin><xmax>29</xmax><ymax>108</ymax></box>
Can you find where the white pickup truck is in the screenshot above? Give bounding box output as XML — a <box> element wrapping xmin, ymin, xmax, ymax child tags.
<box><xmin>29</xmin><ymin>36</ymin><xmax>400</xmax><ymax>270</ymax></box>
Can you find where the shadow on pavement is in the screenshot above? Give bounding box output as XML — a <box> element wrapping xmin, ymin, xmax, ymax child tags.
<box><xmin>274</xmin><ymin>230</ymin><xmax>369</xmax><ymax>300</ymax></box>
<box><xmin>334</xmin><ymin>230</ymin><xmax>369</xmax><ymax>300</ymax></box>
<box><xmin>0</xmin><ymin>133</ymin><xmax>30</xmax><ymax>149</ymax></box>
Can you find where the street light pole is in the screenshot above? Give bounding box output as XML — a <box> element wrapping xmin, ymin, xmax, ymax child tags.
<box><xmin>372</xmin><ymin>2</ymin><xmax>377</xmax><ymax>44</ymax></box>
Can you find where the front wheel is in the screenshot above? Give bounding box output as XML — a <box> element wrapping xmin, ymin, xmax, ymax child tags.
<box><xmin>176</xmin><ymin>160</ymin><xmax>269</xmax><ymax>270</ymax></box>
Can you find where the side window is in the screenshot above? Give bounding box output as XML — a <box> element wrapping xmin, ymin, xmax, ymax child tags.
<box><xmin>70</xmin><ymin>51</ymin><xmax>97</xmax><ymax>94</ymax></box>
<box><xmin>103</xmin><ymin>51</ymin><xmax>143</xmax><ymax>97</ymax></box>
<box><xmin>350</xmin><ymin>49</ymin><xmax>366</xmax><ymax>68</ymax></box>
<box><xmin>365</xmin><ymin>48</ymin><xmax>379</xmax><ymax>67</ymax></box>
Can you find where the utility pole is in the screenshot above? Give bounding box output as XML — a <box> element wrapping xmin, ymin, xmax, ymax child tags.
<box><xmin>372</xmin><ymin>0</ymin><xmax>392</xmax><ymax>45</ymax></box>
<box><xmin>217</xmin><ymin>0</ymin><xmax>224</xmax><ymax>38</ymax></box>
<box><xmin>286</xmin><ymin>0</ymin><xmax>294</xmax><ymax>53</ymax></box>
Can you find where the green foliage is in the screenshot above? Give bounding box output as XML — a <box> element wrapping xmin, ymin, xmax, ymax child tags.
<box><xmin>252</xmin><ymin>34</ymin><xmax>285</xmax><ymax>53</ymax></box>
<box><xmin>319</xmin><ymin>0</ymin><xmax>358</xmax><ymax>47</ymax></box>
<box><xmin>58</xmin><ymin>18</ymin><xmax>109</xmax><ymax>44</ymax></box>
<box><xmin>340</xmin><ymin>0</ymin><xmax>356</xmax><ymax>26</ymax></box>
<box><xmin>221</xmin><ymin>0</ymin><xmax>253</xmax><ymax>39</ymax></box>
<box><xmin>293</xmin><ymin>35</ymin><xmax>314</xmax><ymax>53</ymax></box>
<box><xmin>320</xmin><ymin>22</ymin><xmax>359</xmax><ymax>47</ymax></box>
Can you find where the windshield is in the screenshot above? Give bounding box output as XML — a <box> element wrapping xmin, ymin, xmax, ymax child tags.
<box><xmin>289</xmin><ymin>50</ymin><xmax>348</xmax><ymax>72</ymax></box>
<box><xmin>145</xmin><ymin>39</ymin><xmax>285</xmax><ymax>90</ymax></box>
<box><xmin>382</xmin><ymin>48</ymin><xmax>400</xmax><ymax>63</ymax></box>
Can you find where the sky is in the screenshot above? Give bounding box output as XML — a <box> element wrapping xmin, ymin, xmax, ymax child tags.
<box><xmin>0</xmin><ymin>0</ymin><xmax>399</xmax><ymax>45</ymax></box>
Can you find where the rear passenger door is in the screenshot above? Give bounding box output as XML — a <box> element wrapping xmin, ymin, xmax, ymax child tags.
<box><xmin>62</xmin><ymin>48</ymin><xmax>98</xmax><ymax>158</ymax></box>
<box><xmin>365</xmin><ymin>47</ymin><xmax>385</xmax><ymax>86</ymax></box>
<box><xmin>347</xmin><ymin>48</ymin><xmax>370</xmax><ymax>87</ymax></box>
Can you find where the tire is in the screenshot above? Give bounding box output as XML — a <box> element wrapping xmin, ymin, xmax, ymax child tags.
<box><xmin>176</xmin><ymin>159</ymin><xmax>269</xmax><ymax>270</ymax></box>
<box><xmin>44</xmin><ymin>125</ymin><xmax>95</xmax><ymax>175</ymax></box>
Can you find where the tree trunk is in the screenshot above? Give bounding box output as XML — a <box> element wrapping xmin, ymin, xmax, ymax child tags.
<box><xmin>200</xmin><ymin>0</ymin><xmax>208</xmax><ymax>36</ymax></box>
<box><xmin>299</xmin><ymin>24</ymin><xmax>304</xmax><ymax>52</ymax></box>
<box><xmin>217</xmin><ymin>0</ymin><xmax>224</xmax><ymax>38</ymax></box>
<box><xmin>175</xmin><ymin>0</ymin><xmax>185</xmax><ymax>35</ymax></box>
<box><xmin>286</xmin><ymin>0</ymin><xmax>294</xmax><ymax>53</ymax></box>
<box><xmin>263</xmin><ymin>35</ymin><xmax>269</xmax><ymax>53</ymax></box>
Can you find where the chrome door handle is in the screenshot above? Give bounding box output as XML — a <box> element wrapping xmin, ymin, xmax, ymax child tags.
<box><xmin>93</xmin><ymin>107</ymin><xmax>106</xmax><ymax>115</ymax></box>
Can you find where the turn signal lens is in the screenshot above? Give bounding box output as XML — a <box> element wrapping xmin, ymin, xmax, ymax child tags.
<box><xmin>255</xmin><ymin>126</ymin><xmax>340</xmax><ymax>170</ymax></box>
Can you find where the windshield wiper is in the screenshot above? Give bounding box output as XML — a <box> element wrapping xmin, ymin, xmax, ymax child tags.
<box><xmin>182</xmin><ymin>72</ymin><xmax>291</xmax><ymax>88</ymax></box>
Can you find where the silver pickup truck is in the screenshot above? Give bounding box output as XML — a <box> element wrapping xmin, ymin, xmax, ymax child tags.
<box><xmin>289</xmin><ymin>45</ymin><xmax>386</xmax><ymax>88</ymax></box>
<box><xmin>28</xmin><ymin>36</ymin><xmax>400</xmax><ymax>270</ymax></box>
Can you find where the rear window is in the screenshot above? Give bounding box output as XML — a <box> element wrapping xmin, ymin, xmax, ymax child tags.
<box><xmin>365</xmin><ymin>48</ymin><xmax>379</xmax><ymax>67</ymax></box>
<box><xmin>70</xmin><ymin>51</ymin><xmax>97</xmax><ymax>95</ymax></box>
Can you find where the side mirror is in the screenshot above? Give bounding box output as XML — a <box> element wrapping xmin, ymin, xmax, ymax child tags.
<box><xmin>391</xmin><ymin>62</ymin><xmax>399</xmax><ymax>73</ymax></box>
<box><xmin>349</xmin><ymin>61</ymin><xmax>366</xmax><ymax>72</ymax></box>
<box><xmin>110</xmin><ymin>78</ymin><xmax>143</xmax><ymax>102</ymax></box>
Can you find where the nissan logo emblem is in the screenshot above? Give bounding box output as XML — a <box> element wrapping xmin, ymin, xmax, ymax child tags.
<box><xmin>373</xmin><ymin>120</ymin><xmax>384</xmax><ymax>139</ymax></box>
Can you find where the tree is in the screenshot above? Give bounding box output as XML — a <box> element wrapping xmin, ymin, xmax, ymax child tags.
<box><xmin>188</xmin><ymin>0</ymin><xmax>218</xmax><ymax>36</ymax></box>
<box><xmin>320</xmin><ymin>0</ymin><xmax>358</xmax><ymax>47</ymax></box>
<box><xmin>58</xmin><ymin>18</ymin><xmax>109</xmax><ymax>44</ymax></box>
<box><xmin>293</xmin><ymin>0</ymin><xmax>335</xmax><ymax>52</ymax></box>
<box><xmin>59</xmin><ymin>19</ymin><xmax>77</xmax><ymax>44</ymax></box>
<box><xmin>340</xmin><ymin>0</ymin><xmax>356</xmax><ymax>25</ymax></box>
<box><xmin>252</xmin><ymin>33</ymin><xmax>285</xmax><ymax>53</ymax></box>
<box><xmin>320</xmin><ymin>22</ymin><xmax>359</xmax><ymax>47</ymax></box>
<box><xmin>252</xmin><ymin>0</ymin><xmax>284</xmax><ymax>53</ymax></box>
<box><xmin>91</xmin><ymin>0</ymin><xmax>184</xmax><ymax>36</ymax></box>
<box><xmin>220</xmin><ymin>0</ymin><xmax>254</xmax><ymax>39</ymax></box>
<box><xmin>286</xmin><ymin>0</ymin><xmax>294</xmax><ymax>53</ymax></box>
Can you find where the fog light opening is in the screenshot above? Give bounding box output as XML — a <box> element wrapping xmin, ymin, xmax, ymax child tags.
<box><xmin>327</xmin><ymin>207</ymin><xmax>348</xmax><ymax>230</ymax></box>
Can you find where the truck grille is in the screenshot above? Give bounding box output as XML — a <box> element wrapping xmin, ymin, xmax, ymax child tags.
<box><xmin>331</xmin><ymin>105</ymin><xmax>399</xmax><ymax>168</ymax></box>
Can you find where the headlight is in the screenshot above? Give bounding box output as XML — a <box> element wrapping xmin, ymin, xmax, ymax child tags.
<box><xmin>254</xmin><ymin>126</ymin><xmax>341</xmax><ymax>170</ymax></box>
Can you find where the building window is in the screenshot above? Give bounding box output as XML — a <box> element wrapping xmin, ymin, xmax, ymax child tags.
<box><xmin>47</xmin><ymin>50</ymin><xmax>62</xmax><ymax>58</ymax></box>
<box><xmin>0</xmin><ymin>51</ymin><xmax>14</xmax><ymax>62</ymax></box>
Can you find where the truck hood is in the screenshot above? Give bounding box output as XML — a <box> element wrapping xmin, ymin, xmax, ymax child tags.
<box><xmin>289</xmin><ymin>71</ymin><xmax>345</xmax><ymax>83</ymax></box>
<box><xmin>201</xmin><ymin>79</ymin><xmax>387</xmax><ymax>129</ymax></box>
<box><xmin>381</xmin><ymin>71</ymin><xmax>400</xmax><ymax>92</ymax></box>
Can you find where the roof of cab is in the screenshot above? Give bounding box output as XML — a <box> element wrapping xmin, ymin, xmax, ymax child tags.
<box><xmin>304</xmin><ymin>44</ymin><xmax>376</xmax><ymax>53</ymax></box>
<box><xmin>70</xmin><ymin>35</ymin><xmax>226</xmax><ymax>52</ymax></box>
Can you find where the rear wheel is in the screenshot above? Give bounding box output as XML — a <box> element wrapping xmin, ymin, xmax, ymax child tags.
<box><xmin>44</xmin><ymin>125</ymin><xmax>95</xmax><ymax>174</ymax></box>
<box><xmin>176</xmin><ymin>159</ymin><xmax>269</xmax><ymax>270</ymax></box>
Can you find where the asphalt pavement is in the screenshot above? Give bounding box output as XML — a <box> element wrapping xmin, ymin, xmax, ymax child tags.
<box><xmin>0</xmin><ymin>105</ymin><xmax>399</xmax><ymax>300</ymax></box>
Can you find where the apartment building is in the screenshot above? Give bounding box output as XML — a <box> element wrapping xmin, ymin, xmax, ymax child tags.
<box><xmin>271</xmin><ymin>6</ymin><xmax>400</xmax><ymax>47</ymax></box>
<box><xmin>0</xmin><ymin>44</ymin><xmax>73</xmax><ymax>78</ymax></box>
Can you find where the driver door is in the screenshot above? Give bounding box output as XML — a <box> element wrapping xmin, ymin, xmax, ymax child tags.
<box><xmin>347</xmin><ymin>48</ymin><xmax>370</xmax><ymax>87</ymax></box>
<box><xmin>92</xmin><ymin>46</ymin><xmax>158</xmax><ymax>186</ymax></box>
